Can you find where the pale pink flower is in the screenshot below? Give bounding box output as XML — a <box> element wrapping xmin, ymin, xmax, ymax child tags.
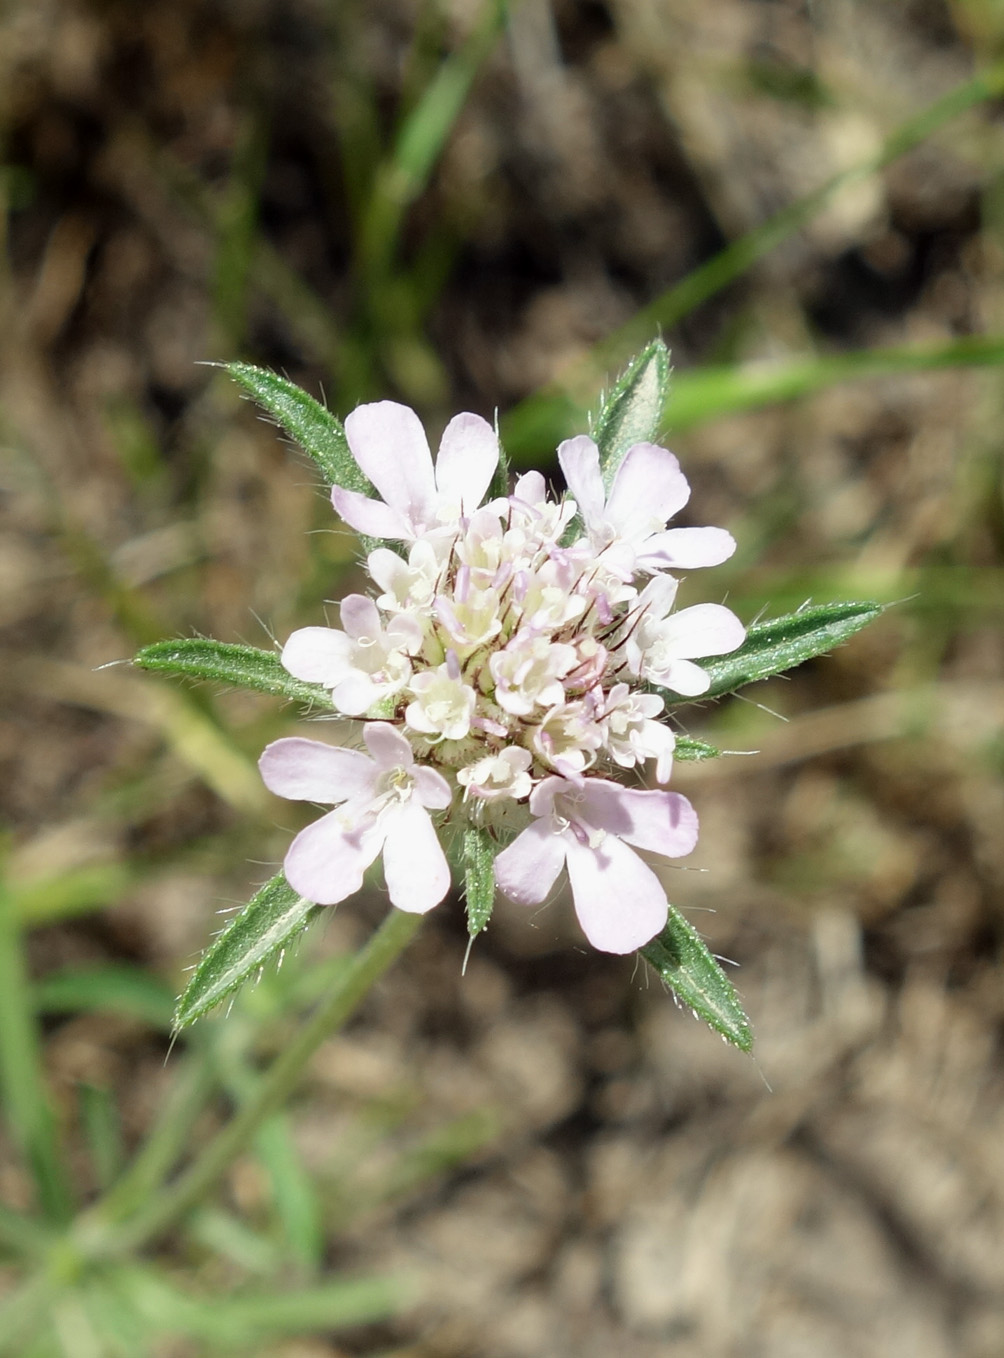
<box><xmin>489</xmin><ymin>630</ymin><xmax>578</xmax><ymax>717</ymax></box>
<box><xmin>331</xmin><ymin>401</ymin><xmax>499</xmax><ymax>540</ymax></box>
<box><xmin>493</xmin><ymin>776</ymin><xmax>698</xmax><ymax>953</ymax></box>
<box><xmin>601</xmin><ymin>684</ymin><xmax>676</xmax><ymax>782</ymax></box>
<box><xmin>625</xmin><ymin>575</ymin><xmax>746</xmax><ymax>697</ymax></box>
<box><xmin>405</xmin><ymin>654</ymin><xmax>477</xmax><ymax>741</ymax></box>
<box><xmin>558</xmin><ymin>434</ymin><xmax>736</xmax><ymax>571</ymax></box>
<box><xmin>259</xmin><ymin>724</ymin><xmax>452</xmax><ymax>912</ymax></box>
<box><xmin>367</xmin><ymin>540</ymin><xmax>444</xmax><ymax>614</ymax></box>
<box><xmin>457</xmin><ymin>747</ymin><xmax>533</xmax><ymax>801</ymax></box>
<box><xmin>531</xmin><ymin>700</ymin><xmax>605</xmax><ymax>776</ymax></box>
<box><xmin>282</xmin><ymin>595</ymin><xmax>423</xmax><ymax>716</ymax></box>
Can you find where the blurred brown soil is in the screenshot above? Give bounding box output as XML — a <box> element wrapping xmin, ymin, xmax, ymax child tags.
<box><xmin>1</xmin><ymin>1</ymin><xmax>1004</xmax><ymax>1355</ymax></box>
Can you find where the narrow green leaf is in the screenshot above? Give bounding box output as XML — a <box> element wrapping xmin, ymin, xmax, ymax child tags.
<box><xmin>174</xmin><ymin>874</ymin><xmax>319</xmax><ymax>1029</ymax></box>
<box><xmin>34</xmin><ymin>965</ymin><xmax>175</xmax><ymax>1029</ymax></box>
<box><xmin>360</xmin><ymin>0</ymin><xmax>507</xmax><ymax>278</ymax></box>
<box><xmin>463</xmin><ymin>825</ymin><xmax>496</xmax><ymax>938</ymax></box>
<box><xmin>224</xmin><ymin>362</ymin><xmax>373</xmax><ymax>495</ymax></box>
<box><xmin>254</xmin><ymin>1112</ymin><xmax>324</xmax><ymax>1270</ymax></box>
<box><xmin>641</xmin><ymin>906</ymin><xmax>752</xmax><ymax>1051</ymax></box>
<box><xmin>664</xmin><ymin>600</ymin><xmax>884</xmax><ymax>704</ymax></box>
<box><xmin>13</xmin><ymin>863</ymin><xmax>134</xmax><ymax>926</ymax></box>
<box><xmin>673</xmin><ymin>735</ymin><xmax>721</xmax><ymax>761</ymax></box>
<box><xmin>488</xmin><ymin>438</ymin><xmax>511</xmax><ymax>500</ymax></box>
<box><xmin>663</xmin><ymin>336</ymin><xmax>1004</xmax><ymax>432</ymax></box>
<box><xmin>0</xmin><ymin>881</ymin><xmax>74</xmax><ymax>1221</ymax></box>
<box><xmin>118</xmin><ymin>1264</ymin><xmax>405</xmax><ymax>1343</ymax></box>
<box><xmin>594</xmin><ymin>339</ymin><xmax>671</xmax><ymax>487</ymax></box>
<box><xmin>78</xmin><ymin>1084</ymin><xmax>124</xmax><ymax>1191</ymax></box>
<box><xmin>134</xmin><ymin>638</ymin><xmax>331</xmax><ymax>708</ymax></box>
<box><xmin>217</xmin><ymin>1047</ymin><xmax>325</xmax><ymax>1268</ymax></box>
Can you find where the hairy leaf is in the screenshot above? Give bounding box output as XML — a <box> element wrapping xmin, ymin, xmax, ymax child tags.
<box><xmin>463</xmin><ymin>825</ymin><xmax>497</xmax><ymax>938</ymax></box>
<box><xmin>641</xmin><ymin>907</ymin><xmax>752</xmax><ymax>1051</ymax></box>
<box><xmin>661</xmin><ymin>600</ymin><xmax>884</xmax><ymax>706</ymax></box>
<box><xmin>224</xmin><ymin>363</ymin><xmax>373</xmax><ymax>495</ymax></box>
<box><xmin>594</xmin><ymin>339</ymin><xmax>671</xmax><ymax>487</ymax></box>
<box><xmin>174</xmin><ymin>874</ymin><xmax>319</xmax><ymax>1028</ymax></box>
<box><xmin>134</xmin><ymin>639</ymin><xmax>331</xmax><ymax>707</ymax></box>
<box><xmin>673</xmin><ymin>735</ymin><xmax>721</xmax><ymax>761</ymax></box>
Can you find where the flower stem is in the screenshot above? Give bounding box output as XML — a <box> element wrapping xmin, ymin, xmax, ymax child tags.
<box><xmin>75</xmin><ymin>906</ymin><xmax>422</xmax><ymax>1260</ymax></box>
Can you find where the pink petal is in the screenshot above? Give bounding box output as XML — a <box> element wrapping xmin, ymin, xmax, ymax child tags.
<box><xmin>283</xmin><ymin>809</ymin><xmax>382</xmax><ymax>905</ymax></box>
<box><xmin>381</xmin><ymin>800</ymin><xmax>451</xmax><ymax>913</ymax></box>
<box><xmin>339</xmin><ymin>594</ymin><xmax>381</xmax><ymax>640</ymax></box>
<box><xmin>564</xmin><ymin>833</ymin><xmax>668</xmax><ymax>953</ymax></box>
<box><xmin>512</xmin><ymin>471</ymin><xmax>546</xmax><ymax>505</ymax></box>
<box><xmin>366</xmin><ymin>547</ymin><xmax>408</xmax><ymax>596</ymax></box>
<box><xmin>387</xmin><ymin>613</ymin><xmax>424</xmax><ymax>653</ymax></box>
<box><xmin>331</xmin><ymin>485</ymin><xmax>411</xmax><ymax>540</ymax></box>
<box><xmin>527</xmin><ymin>775</ymin><xmax>566</xmax><ymax>820</ymax></box>
<box><xmin>435</xmin><ymin>413</ymin><xmax>499</xmax><ymax>514</ymax></box>
<box><xmin>259</xmin><ymin>737</ymin><xmax>376</xmax><ymax>804</ymax></box>
<box><xmin>578</xmin><ymin>781</ymin><xmax>699</xmax><ymax>858</ymax></box>
<box><xmin>412</xmin><ymin>765</ymin><xmax>453</xmax><ymax>810</ymax></box>
<box><xmin>494</xmin><ymin>820</ymin><xmax>567</xmax><ymax>905</ymax></box>
<box><xmin>637</xmin><ymin>526</ymin><xmax>736</xmax><ymax>570</ymax></box>
<box><xmin>330</xmin><ymin>674</ymin><xmax>378</xmax><ymax>715</ymax></box>
<box><xmin>606</xmin><ymin>443</ymin><xmax>690</xmax><ymax>530</ymax></box>
<box><xmin>658</xmin><ymin>603</ymin><xmax>747</xmax><ymax>660</ymax></box>
<box><xmin>344</xmin><ymin>401</ymin><xmax>436</xmax><ymax>528</ymax></box>
<box><xmin>281</xmin><ymin>627</ymin><xmax>351</xmax><ymax>684</ymax></box>
<box><xmin>636</xmin><ymin>572</ymin><xmax>679</xmax><ymax>620</ymax></box>
<box><xmin>655</xmin><ymin>658</ymin><xmax>714</xmax><ymax>695</ymax></box>
<box><xmin>557</xmin><ymin>436</ymin><xmax>605</xmax><ymax>525</ymax></box>
<box><xmin>362</xmin><ymin>722</ymin><xmax>415</xmax><ymax>769</ymax></box>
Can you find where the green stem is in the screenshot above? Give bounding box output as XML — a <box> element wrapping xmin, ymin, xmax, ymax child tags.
<box><xmin>0</xmin><ymin>880</ymin><xmax>73</xmax><ymax>1222</ymax></box>
<box><xmin>74</xmin><ymin>907</ymin><xmax>422</xmax><ymax>1259</ymax></box>
<box><xmin>94</xmin><ymin>1052</ymin><xmax>219</xmax><ymax>1225</ymax></box>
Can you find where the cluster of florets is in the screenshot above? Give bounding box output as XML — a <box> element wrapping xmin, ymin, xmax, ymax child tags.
<box><xmin>259</xmin><ymin>402</ymin><xmax>746</xmax><ymax>954</ymax></box>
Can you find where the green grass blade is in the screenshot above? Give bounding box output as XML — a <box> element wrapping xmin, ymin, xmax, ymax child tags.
<box><xmin>78</xmin><ymin>1085</ymin><xmax>124</xmax><ymax>1193</ymax></box>
<box><xmin>0</xmin><ymin>879</ymin><xmax>74</xmax><ymax>1222</ymax></box>
<box><xmin>211</xmin><ymin>117</ymin><xmax>269</xmax><ymax>349</ymax></box>
<box><xmin>0</xmin><ymin>1205</ymin><xmax>53</xmax><ymax>1259</ymax></box>
<box><xmin>12</xmin><ymin>864</ymin><xmax>135</xmax><ymax>928</ymax></box>
<box><xmin>641</xmin><ymin>906</ymin><xmax>752</xmax><ymax>1051</ymax></box>
<box><xmin>34</xmin><ymin>965</ymin><xmax>176</xmax><ymax>1029</ymax></box>
<box><xmin>212</xmin><ymin>1039</ymin><xmax>324</xmax><ymax>1270</ymax></box>
<box><xmin>117</xmin><ymin>1264</ymin><xmax>407</xmax><ymax>1345</ymax></box>
<box><xmin>93</xmin><ymin>1056</ymin><xmax>218</xmax><ymax>1228</ymax></box>
<box><xmin>252</xmin><ymin>1113</ymin><xmax>324</xmax><ymax>1271</ymax></box>
<box><xmin>600</xmin><ymin>58</ymin><xmax>1004</xmax><ymax>360</ymax></box>
<box><xmin>360</xmin><ymin>0</ymin><xmax>507</xmax><ymax>276</ymax></box>
<box><xmin>663</xmin><ymin>336</ymin><xmax>1004</xmax><ymax>432</ymax></box>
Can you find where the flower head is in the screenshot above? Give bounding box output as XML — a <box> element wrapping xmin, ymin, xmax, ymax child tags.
<box><xmin>266</xmin><ymin>401</ymin><xmax>744</xmax><ymax>948</ymax></box>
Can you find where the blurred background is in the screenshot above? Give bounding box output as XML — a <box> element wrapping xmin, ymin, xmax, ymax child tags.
<box><xmin>1</xmin><ymin>0</ymin><xmax>1004</xmax><ymax>1354</ymax></box>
